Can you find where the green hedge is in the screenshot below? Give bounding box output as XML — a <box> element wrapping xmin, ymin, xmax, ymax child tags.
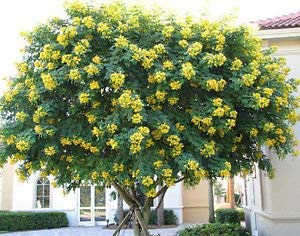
<box><xmin>148</xmin><ymin>209</ymin><xmax>177</xmax><ymax>225</ymax></box>
<box><xmin>178</xmin><ymin>223</ymin><xmax>250</xmax><ymax>236</ymax></box>
<box><xmin>237</xmin><ymin>208</ymin><xmax>245</xmax><ymax>221</ymax></box>
<box><xmin>0</xmin><ymin>211</ymin><xmax>68</xmax><ymax>232</ymax></box>
<box><xmin>215</xmin><ymin>208</ymin><xmax>240</xmax><ymax>224</ymax></box>
<box><xmin>122</xmin><ymin>209</ymin><xmax>177</xmax><ymax>225</ymax></box>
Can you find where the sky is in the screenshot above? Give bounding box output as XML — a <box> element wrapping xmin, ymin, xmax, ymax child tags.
<box><xmin>0</xmin><ymin>0</ymin><xmax>299</xmax><ymax>95</ymax></box>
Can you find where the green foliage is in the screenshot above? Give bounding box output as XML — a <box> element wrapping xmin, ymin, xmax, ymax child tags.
<box><xmin>149</xmin><ymin>209</ymin><xmax>177</xmax><ymax>225</ymax></box>
<box><xmin>215</xmin><ymin>208</ymin><xmax>240</xmax><ymax>224</ymax></box>
<box><xmin>237</xmin><ymin>208</ymin><xmax>245</xmax><ymax>221</ymax></box>
<box><xmin>0</xmin><ymin>211</ymin><xmax>68</xmax><ymax>232</ymax></box>
<box><xmin>178</xmin><ymin>223</ymin><xmax>250</xmax><ymax>236</ymax></box>
<box><xmin>213</xmin><ymin>181</ymin><xmax>225</xmax><ymax>198</ymax></box>
<box><xmin>0</xmin><ymin>1</ymin><xmax>299</xmax><ymax>199</ymax></box>
<box><xmin>122</xmin><ymin>209</ymin><xmax>177</xmax><ymax>225</ymax></box>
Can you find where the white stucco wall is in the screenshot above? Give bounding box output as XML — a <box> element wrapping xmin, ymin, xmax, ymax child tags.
<box><xmin>246</xmin><ymin>33</ymin><xmax>300</xmax><ymax>236</ymax></box>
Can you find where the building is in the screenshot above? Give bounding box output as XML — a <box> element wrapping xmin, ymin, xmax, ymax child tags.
<box><xmin>0</xmin><ymin>162</ymin><xmax>209</xmax><ymax>226</ymax></box>
<box><xmin>245</xmin><ymin>12</ymin><xmax>300</xmax><ymax>236</ymax></box>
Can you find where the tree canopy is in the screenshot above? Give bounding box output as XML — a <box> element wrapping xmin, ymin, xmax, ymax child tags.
<box><xmin>0</xmin><ymin>2</ymin><xmax>299</xmax><ymax>233</ymax></box>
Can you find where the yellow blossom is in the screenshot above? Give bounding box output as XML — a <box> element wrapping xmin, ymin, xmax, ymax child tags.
<box><xmin>92</xmin><ymin>126</ymin><xmax>103</xmax><ymax>137</ymax></box>
<box><xmin>90</xmin><ymin>81</ymin><xmax>100</xmax><ymax>90</ymax></box>
<box><xmin>162</xmin><ymin>168</ymin><xmax>172</xmax><ymax>178</ymax></box>
<box><xmin>132</xmin><ymin>113</ymin><xmax>143</xmax><ymax>124</ymax></box>
<box><xmin>41</xmin><ymin>73</ymin><xmax>56</xmax><ymax>90</ymax></box>
<box><xmin>142</xmin><ymin>176</ymin><xmax>154</xmax><ymax>187</ymax></box>
<box><xmin>107</xmin><ymin>124</ymin><xmax>118</xmax><ymax>133</ymax></box>
<box><xmin>106</xmin><ymin>139</ymin><xmax>118</xmax><ymax>149</ymax></box>
<box><xmin>153</xmin><ymin>160</ymin><xmax>163</xmax><ymax>169</ymax></box>
<box><xmin>44</xmin><ymin>146</ymin><xmax>56</xmax><ymax>156</ymax></box>
<box><xmin>115</xmin><ymin>35</ymin><xmax>129</xmax><ymax>48</ymax></box>
<box><xmin>158</xmin><ymin>123</ymin><xmax>170</xmax><ymax>134</ymax></box>
<box><xmin>92</xmin><ymin>55</ymin><xmax>102</xmax><ymax>64</ymax></box>
<box><xmin>155</xmin><ymin>90</ymin><xmax>167</xmax><ymax>102</ymax></box>
<box><xmin>15</xmin><ymin>111</ymin><xmax>27</xmax><ymax>122</ymax></box>
<box><xmin>187</xmin><ymin>42</ymin><xmax>203</xmax><ymax>57</ymax></box>
<box><xmin>168</xmin><ymin>97</ymin><xmax>179</xmax><ymax>105</ymax></box>
<box><xmin>79</xmin><ymin>93</ymin><xmax>90</xmax><ymax>104</ymax></box>
<box><xmin>182</xmin><ymin>62</ymin><xmax>195</xmax><ymax>80</ymax></box>
<box><xmin>110</xmin><ymin>72</ymin><xmax>125</xmax><ymax>90</ymax></box>
<box><xmin>97</xmin><ymin>22</ymin><xmax>111</xmax><ymax>37</ymax></box>
<box><xmin>162</xmin><ymin>25</ymin><xmax>174</xmax><ymax>37</ymax></box>
<box><xmin>82</xmin><ymin>16</ymin><xmax>95</xmax><ymax>28</ymax></box>
<box><xmin>146</xmin><ymin>189</ymin><xmax>156</xmax><ymax>198</ymax></box>
<box><xmin>69</xmin><ymin>69</ymin><xmax>81</xmax><ymax>81</ymax></box>
<box><xmin>61</xmin><ymin>137</ymin><xmax>72</xmax><ymax>146</ymax></box>
<box><xmin>230</xmin><ymin>58</ymin><xmax>243</xmax><ymax>71</ymax></box>
<box><xmin>163</xmin><ymin>60</ymin><xmax>174</xmax><ymax>70</ymax></box>
<box><xmin>84</xmin><ymin>64</ymin><xmax>99</xmax><ymax>76</ymax></box>
<box><xmin>175</xmin><ymin>123</ymin><xmax>186</xmax><ymax>132</ymax></box>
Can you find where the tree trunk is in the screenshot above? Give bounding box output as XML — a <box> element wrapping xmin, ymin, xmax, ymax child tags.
<box><xmin>228</xmin><ymin>176</ymin><xmax>235</xmax><ymax>209</ymax></box>
<box><xmin>117</xmin><ymin>192</ymin><xmax>124</xmax><ymax>224</ymax></box>
<box><xmin>208</xmin><ymin>179</ymin><xmax>215</xmax><ymax>223</ymax></box>
<box><xmin>157</xmin><ymin>185</ymin><xmax>164</xmax><ymax>226</ymax></box>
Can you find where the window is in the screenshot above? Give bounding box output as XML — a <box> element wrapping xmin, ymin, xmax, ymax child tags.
<box><xmin>36</xmin><ymin>177</ymin><xmax>50</xmax><ymax>208</ymax></box>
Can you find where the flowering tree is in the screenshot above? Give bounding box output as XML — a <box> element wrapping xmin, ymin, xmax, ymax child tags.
<box><xmin>0</xmin><ymin>2</ymin><xmax>299</xmax><ymax>235</ymax></box>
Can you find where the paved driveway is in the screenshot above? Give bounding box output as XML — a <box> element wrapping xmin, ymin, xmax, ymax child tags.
<box><xmin>2</xmin><ymin>225</ymin><xmax>187</xmax><ymax>236</ymax></box>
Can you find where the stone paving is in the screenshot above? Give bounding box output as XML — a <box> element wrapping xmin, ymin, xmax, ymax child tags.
<box><xmin>2</xmin><ymin>225</ymin><xmax>189</xmax><ymax>236</ymax></box>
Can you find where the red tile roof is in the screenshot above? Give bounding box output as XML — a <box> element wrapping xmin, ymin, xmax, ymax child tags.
<box><xmin>254</xmin><ymin>12</ymin><xmax>300</xmax><ymax>30</ymax></box>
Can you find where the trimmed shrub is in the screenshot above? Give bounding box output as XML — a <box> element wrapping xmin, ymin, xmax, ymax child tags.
<box><xmin>237</xmin><ymin>208</ymin><xmax>245</xmax><ymax>221</ymax></box>
<box><xmin>149</xmin><ymin>209</ymin><xmax>177</xmax><ymax>225</ymax></box>
<box><xmin>178</xmin><ymin>223</ymin><xmax>250</xmax><ymax>236</ymax></box>
<box><xmin>120</xmin><ymin>209</ymin><xmax>177</xmax><ymax>225</ymax></box>
<box><xmin>0</xmin><ymin>211</ymin><xmax>68</xmax><ymax>232</ymax></box>
<box><xmin>215</xmin><ymin>208</ymin><xmax>240</xmax><ymax>224</ymax></box>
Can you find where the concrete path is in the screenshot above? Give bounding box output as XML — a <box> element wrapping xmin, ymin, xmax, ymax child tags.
<box><xmin>2</xmin><ymin>225</ymin><xmax>188</xmax><ymax>236</ymax></box>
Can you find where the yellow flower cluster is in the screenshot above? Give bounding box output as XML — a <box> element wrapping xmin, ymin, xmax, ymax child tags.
<box><xmin>170</xmin><ymin>81</ymin><xmax>182</xmax><ymax>90</ymax></box>
<box><xmin>168</xmin><ymin>97</ymin><xmax>179</xmax><ymax>105</ymax></box>
<box><xmin>74</xmin><ymin>39</ymin><xmax>89</xmax><ymax>55</ymax></box>
<box><xmin>263</xmin><ymin>122</ymin><xmax>275</xmax><ymax>132</ymax></box>
<box><xmin>180</xmin><ymin>26</ymin><xmax>193</xmax><ymax>39</ymax></box>
<box><xmin>200</xmin><ymin>141</ymin><xmax>216</xmax><ymax>157</ymax></box>
<box><xmin>82</xmin><ymin>16</ymin><xmax>95</xmax><ymax>28</ymax></box>
<box><xmin>33</xmin><ymin>107</ymin><xmax>47</xmax><ymax>123</ymax></box>
<box><xmin>153</xmin><ymin>160</ymin><xmax>163</xmax><ymax>169</ymax></box>
<box><xmin>92</xmin><ymin>55</ymin><xmax>102</xmax><ymax>64</ymax></box>
<box><xmin>163</xmin><ymin>60</ymin><xmax>174</xmax><ymax>70</ymax></box>
<box><xmin>92</xmin><ymin>126</ymin><xmax>104</xmax><ymax>137</ymax></box>
<box><xmin>148</xmin><ymin>71</ymin><xmax>166</xmax><ymax>83</ymax></box>
<box><xmin>162</xmin><ymin>25</ymin><xmax>174</xmax><ymax>38</ymax></box>
<box><xmin>146</xmin><ymin>189</ymin><xmax>157</xmax><ymax>198</ymax></box>
<box><xmin>57</xmin><ymin>26</ymin><xmax>77</xmax><ymax>46</ymax></box>
<box><xmin>41</xmin><ymin>73</ymin><xmax>56</xmax><ymax>90</ymax></box>
<box><xmin>16</xmin><ymin>140</ymin><xmax>30</xmax><ymax>152</ymax></box>
<box><xmin>39</xmin><ymin>44</ymin><xmax>61</xmax><ymax>61</ymax></box>
<box><xmin>155</xmin><ymin>90</ymin><xmax>167</xmax><ymax>102</ymax></box>
<box><xmin>142</xmin><ymin>176</ymin><xmax>154</xmax><ymax>187</ymax></box>
<box><xmin>90</xmin><ymin>81</ymin><xmax>100</xmax><ymax>90</ymax></box>
<box><xmin>115</xmin><ymin>35</ymin><xmax>129</xmax><ymax>48</ymax></box>
<box><xmin>84</xmin><ymin>64</ymin><xmax>99</xmax><ymax>76</ymax></box>
<box><xmin>153</xmin><ymin>44</ymin><xmax>165</xmax><ymax>54</ymax></box>
<box><xmin>62</xmin><ymin>54</ymin><xmax>81</xmax><ymax>67</ymax></box>
<box><xmin>60</xmin><ymin>137</ymin><xmax>72</xmax><ymax>146</ymax></box>
<box><xmin>252</xmin><ymin>93</ymin><xmax>270</xmax><ymax>108</ymax></box>
<box><xmin>69</xmin><ymin>69</ymin><xmax>81</xmax><ymax>81</ymax></box>
<box><xmin>107</xmin><ymin>124</ymin><xmax>118</xmax><ymax>133</ymax></box>
<box><xmin>206</xmin><ymin>79</ymin><xmax>226</xmax><ymax>92</ymax></box>
<box><xmin>204</xmin><ymin>53</ymin><xmax>227</xmax><ymax>67</ymax></box>
<box><xmin>186</xmin><ymin>160</ymin><xmax>199</xmax><ymax>171</ymax></box>
<box><xmin>106</xmin><ymin>139</ymin><xmax>118</xmax><ymax>149</ymax></box>
<box><xmin>79</xmin><ymin>93</ymin><xmax>90</xmax><ymax>104</ymax></box>
<box><xmin>110</xmin><ymin>72</ymin><xmax>125</xmax><ymax>90</ymax></box>
<box><xmin>166</xmin><ymin>135</ymin><xmax>184</xmax><ymax>156</ymax></box>
<box><xmin>182</xmin><ymin>62</ymin><xmax>196</xmax><ymax>80</ymax></box>
<box><xmin>175</xmin><ymin>123</ymin><xmax>185</xmax><ymax>132</ymax></box>
<box><xmin>187</xmin><ymin>42</ymin><xmax>203</xmax><ymax>57</ymax></box>
<box><xmin>266</xmin><ymin>138</ymin><xmax>276</xmax><ymax>147</ymax></box>
<box><xmin>242</xmin><ymin>74</ymin><xmax>256</xmax><ymax>87</ymax></box>
<box><xmin>113</xmin><ymin>163</ymin><xmax>124</xmax><ymax>172</ymax></box>
<box><xmin>131</xmin><ymin>113</ymin><xmax>143</xmax><ymax>124</ymax></box>
<box><xmin>130</xmin><ymin>131</ymin><xmax>144</xmax><ymax>154</ymax></box>
<box><xmin>97</xmin><ymin>22</ymin><xmax>111</xmax><ymax>38</ymax></box>
<box><xmin>15</xmin><ymin>111</ymin><xmax>27</xmax><ymax>122</ymax></box>
<box><xmin>263</xmin><ymin>88</ymin><xmax>274</xmax><ymax>97</ymax></box>
<box><xmin>34</xmin><ymin>125</ymin><xmax>43</xmax><ymax>135</ymax></box>
<box><xmin>230</xmin><ymin>58</ymin><xmax>243</xmax><ymax>71</ymax></box>
<box><xmin>44</xmin><ymin>146</ymin><xmax>56</xmax><ymax>156</ymax></box>
<box><xmin>85</xmin><ymin>113</ymin><xmax>96</xmax><ymax>123</ymax></box>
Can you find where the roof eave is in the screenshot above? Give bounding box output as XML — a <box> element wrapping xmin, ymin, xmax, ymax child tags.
<box><xmin>257</xmin><ymin>27</ymin><xmax>300</xmax><ymax>39</ymax></box>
